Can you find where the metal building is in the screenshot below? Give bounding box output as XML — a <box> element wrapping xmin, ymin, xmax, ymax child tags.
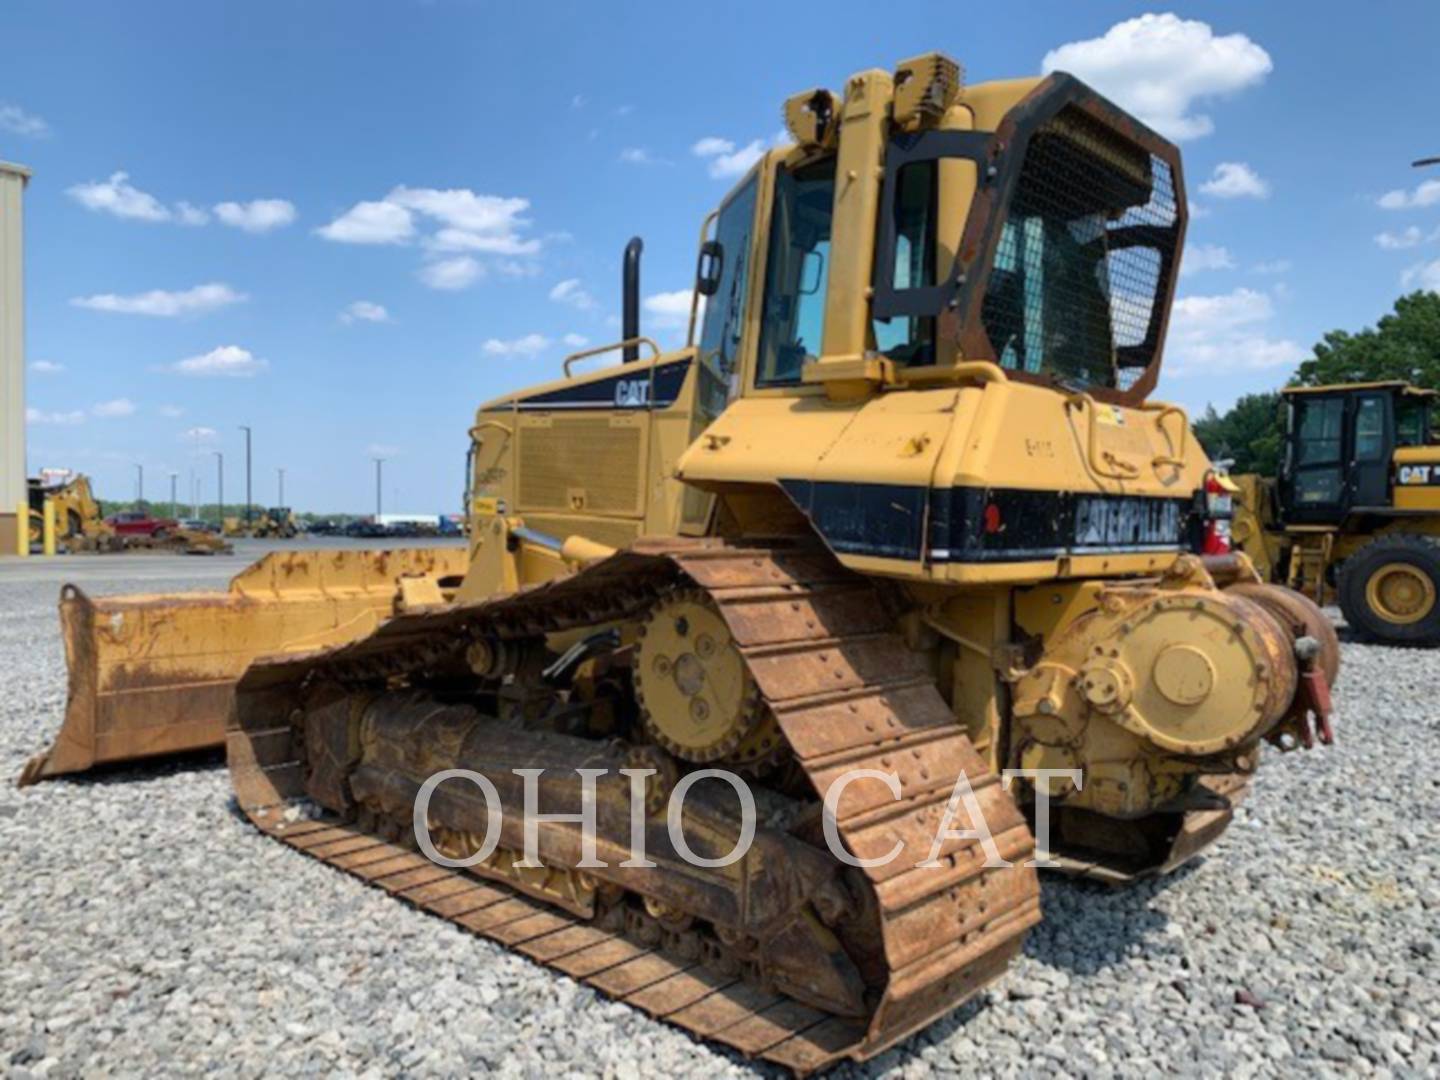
<box><xmin>0</xmin><ymin>161</ymin><xmax>29</xmax><ymax>554</ymax></box>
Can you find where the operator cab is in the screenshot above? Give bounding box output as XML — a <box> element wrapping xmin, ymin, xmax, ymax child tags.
<box><xmin>1279</xmin><ymin>382</ymin><xmax>1438</xmax><ymax>524</ymax></box>
<box><xmin>694</xmin><ymin>60</ymin><xmax>1184</xmax><ymax>410</ymax></box>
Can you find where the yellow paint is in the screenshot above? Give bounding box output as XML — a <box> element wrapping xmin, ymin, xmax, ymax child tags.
<box><xmin>42</xmin><ymin>498</ymin><xmax>56</xmax><ymax>557</ymax></box>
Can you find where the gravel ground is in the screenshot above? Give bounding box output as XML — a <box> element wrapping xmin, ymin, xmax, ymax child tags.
<box><xmin>1</xmin><ymin>553</ymin><xmax>1437</xmax><ymax>1078</ymax></box>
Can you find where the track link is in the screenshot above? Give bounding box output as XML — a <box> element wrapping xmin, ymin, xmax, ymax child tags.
<box><xmin>229</xmin><ymin>538</ymin><xmax>1041</xmax><ymax>1073</ymax></box>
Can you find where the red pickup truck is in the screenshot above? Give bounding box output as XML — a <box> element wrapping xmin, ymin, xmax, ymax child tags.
<box><xmin>105</xmin><ymin>510</ymin><xmax>178</xmax><ymax>538</ymax></box>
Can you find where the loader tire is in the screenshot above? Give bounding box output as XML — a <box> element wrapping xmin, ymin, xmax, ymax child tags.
<box><xmin>1337</xmin><ymin>534</ymin><xmax>1440</xmax><ymax>645</ymax></box>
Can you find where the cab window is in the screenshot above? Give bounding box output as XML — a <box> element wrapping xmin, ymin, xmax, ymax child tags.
<box><xmin>698</xmin><ymin>175</ymin><xmax>759</xmax><ymax>394</ymax></box>
<box><xmin>756</xmin><ymin>157</ymin><xmax>836</xmax><ymax>386</ymax></box>
<box><xmin>873</xmin><ymin>160</ymin><xmax>937</xmax><ymax>365</ymax></box>
<box><xmin>1296</xmin><ymin>397</ymin><xmax>1345</xmax><ymax>465</ymax></box>
<box><xmin>1396</xmin><ymin>398</ymin><xmax>1429</xmax><ymax>446</ymax></box>
<box><xmin>1354</xmin><ymin>396</ymin><xmax>1386</xmax><ymax>461</ymax></box>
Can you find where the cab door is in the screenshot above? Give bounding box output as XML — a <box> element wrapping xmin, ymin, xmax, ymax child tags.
<box><xmin>1281</xmin><ymin>394</ymin><xmax>1347</xmax><ymax>524</ymax></box>
<box><xmin>1346</xmin><ymin>391</ymin><xmax>1393</xmax><ymax>510</ymax></box>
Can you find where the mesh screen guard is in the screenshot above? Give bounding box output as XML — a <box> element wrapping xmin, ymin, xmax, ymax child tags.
<box><xmin>945</xmin><ymin>75</ymin><xmax>1187</xmax><ymax>406</ymax></box>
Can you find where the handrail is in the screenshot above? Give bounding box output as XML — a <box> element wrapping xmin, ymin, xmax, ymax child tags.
<box><xmin>689</xmin><ymin>210</ymin><xmax>718</xmax><ymax>348</ymax></box>
<box><xmin>1143</xmin><ymin>402</ymin><xmax>1188</xmax><ymax>469</ymax></box>
<box><xmin>900</xmin><ymin>360</ymin><xmax>1010</xmax><ymax>387</ymax></box>
<box><xmin>562</xmin><ymin>337</ymin><xmax>662</xmax><ymax>378</ymax></box>
<box><xmin>1065</xmin><ymin>392</ymin><xmax>1141</xmax><ymax>480</ymax></box>
<box><xmin>465</xmin><ymin>420</ymin><xmax>513</xmax><ymax>517</ymax></box>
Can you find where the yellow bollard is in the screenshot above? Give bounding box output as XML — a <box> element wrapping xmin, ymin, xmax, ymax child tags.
<box><xmin>15</xmin><ymin>501</ymin><xmax>28</xmax><ymax>558</ymax></box>
<box><xmin>43</xmin><ymin>498</ymin><xmax>57</xmax><ymax>557</ymax></box>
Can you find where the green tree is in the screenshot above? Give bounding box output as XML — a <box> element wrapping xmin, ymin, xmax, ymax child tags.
<box><xmin>1293</xmin><ymin>290</ymin><xmax>1440</xmax><ymax>389</ymax></box>
<box><xmin>1194</xmin><ymin>391</ymin><xmax>1283</xmax><ymax>475</ymax></box>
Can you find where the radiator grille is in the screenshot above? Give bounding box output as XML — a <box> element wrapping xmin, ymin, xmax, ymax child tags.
<box><xmin>518</xmin><ymin>417</ymin><xmax>645</xmax><ymax>515</ymax></box>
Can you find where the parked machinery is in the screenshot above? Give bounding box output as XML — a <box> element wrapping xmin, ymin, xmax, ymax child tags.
<box><xmin>27</xmin><ymin>53</ymin><xmax>1337</xmax><ymax>1072</ymax></box>
<box><xmin>1230</xmin><ymin>382</ymin><xmax>1440</xmax><ymax>643</ymax></box>
<box><xmin>26</xmin><ymin>474</ymin><xmax>229</xmax><ymax>555</ymax></box>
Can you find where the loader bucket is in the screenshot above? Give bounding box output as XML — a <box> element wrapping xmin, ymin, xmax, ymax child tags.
<box><xmin>19</xmin><ymin>547</ymin><xmax>469</xmax><ymax>785</ymax></box>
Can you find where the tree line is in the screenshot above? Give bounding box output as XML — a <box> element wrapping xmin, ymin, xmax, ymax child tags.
<box><xmin>1192</xmin><ymin>291</ymin><xmax>1440</xmax><ymax>474</ymax></box>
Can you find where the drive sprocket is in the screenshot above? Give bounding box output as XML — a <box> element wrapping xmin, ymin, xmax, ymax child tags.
<box><xmin>633</xmin><ymin>588</ymin><xmax>771</xmax><ymax>764</ymax></box>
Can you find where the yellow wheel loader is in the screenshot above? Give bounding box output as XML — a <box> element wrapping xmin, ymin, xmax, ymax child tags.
<box><xmin>27</xmin><ymin>53</ymin><xmax>1338</xmax><ymax>1072</ymax></box>
<box><xmin>1230</xmin><ymin>382</ymin><xmax>1440</xmax><ymax>644</ymax></box>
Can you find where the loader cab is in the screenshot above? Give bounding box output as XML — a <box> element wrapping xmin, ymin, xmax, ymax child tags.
<box><xmin>1278</xmin><ymin>383</ymin><xmax>1437</xmax><ymax>524</ymax></box>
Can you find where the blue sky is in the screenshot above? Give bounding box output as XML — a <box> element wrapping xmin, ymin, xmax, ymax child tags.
<box><xmin>4</xmin><ymin>2</ymin><xmax>1439</xmax><ymax>512</ymax></box>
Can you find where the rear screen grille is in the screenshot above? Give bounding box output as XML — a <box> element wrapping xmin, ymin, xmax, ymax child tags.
<box><xmin>982</xmin><ymin>104</ymin><xmax>1179</xmax><ymax>393</ymax></box>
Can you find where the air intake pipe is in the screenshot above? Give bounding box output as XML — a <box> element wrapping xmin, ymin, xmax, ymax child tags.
<box><xmin>622</xmin><ymin>236</ymin><xmax>643</xmax><ymax>364</ymax></box>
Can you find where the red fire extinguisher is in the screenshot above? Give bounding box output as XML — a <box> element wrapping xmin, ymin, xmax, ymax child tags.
<box><xmin>1201</xmin><ymin>470</ymin><xmax>1235</xmax><ymax>555</ymax></box>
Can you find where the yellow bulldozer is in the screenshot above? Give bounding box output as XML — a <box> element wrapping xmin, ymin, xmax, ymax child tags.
<box><xmin>224</xmin><ymin>506</ymin><xmax>299</xmax><ymax>540</ymax></box>
<box><xmin>1230</xmin><ymin>382</ymin><xmax>1440</xmax><ymax>644</ymax></box>
<box><xmin>22</xmin><ymin>53</ymin><xmax>1340</xmax><ymax>1071</ymax></box>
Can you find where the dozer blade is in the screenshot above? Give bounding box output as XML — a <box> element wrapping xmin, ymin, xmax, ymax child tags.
<box><xmin>19</xmin><ymin>547</ymin><xmax>468</xmax><ymax>785</ymax></box>
<box><xmin>228</xmin><ymin>538</ymin><xmax>1043</xmax><ymax>1073</ymax></box>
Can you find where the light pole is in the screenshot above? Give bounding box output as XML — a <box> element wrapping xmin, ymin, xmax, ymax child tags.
<box><xmin>135</xmin><ymin>463</ymin><xmax>144</xmax><ymax>508</ymax></box>
<box><xmin>278</xmin><ymin>467</ymin><xmax>286</xmax><ymax>508</ymax></box>
<box><xmin>373</xmin><ymin>458</ymin><xmax>385</xmax><ymax>519</ymax></box>
<box><xmin>169</xmin><ymin>473</ymin><xmax>178</xmax><ymax>520</ymax></box>
<box><xmin>239</xmin><ymin>425</ymin><xmax>253</xmax><ymax>525</ymax></box>
<box><xmin>213</xmin><ymin>450</ymin><xmax>224</xmax><ymax>528</ymax></box>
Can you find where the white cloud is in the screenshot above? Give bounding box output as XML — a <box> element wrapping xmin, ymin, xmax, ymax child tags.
<box><xmin>1041</xmin><ymin>13</ymin><xmax>1272</xmax><ymax>141</ymax></box>
<box><xmin>549</xmin><ymin>278</ymin><xmax>597</xmax><ymax>310</ymax></box>
<box><xmin>571</xmin><ymin>94</ymin><xmax>585</xmax><ymax>109</ymax></box>
<box><xmin>70</xmin><ymin>282</ymin><xmax>246</xmax><ymax>317</ymax></box>
<box><xmin>29</xmin><ymin>360</ymin><xmax>64</xmax><ymax>374</ymax></box>
<box><xmin>174</xmin><ymin>202</ymin><xmax>210</xmax><ymax>226</ymax></box>
<box><xmin>181</xmin><ymin>426</ymin><xmax>217</xmax><ymax>442</ymax></box>
<box><xmin>693</xmin><ymin>136</ymin><xmax>766</xmax><ymax>179</ymax></box>
<box><xmin>482</xmin><ymin>333</ymin><xmax>552</xmax><ymax>357</ymax></box>
<box><xmin>1179</xmin><ymin>243</ymin><xmax>1234</xmax><ymax>277</ymax></box>
<box><xmin>1401</xmin><ymin>258</ymin><xmax>1440</xmax><ymax>293</ymax></box>
<box><xmin>163</xmin><ymin>345</ymin><xmax>268</xmax><ymax>378</ymax></box>
<box><xmin>1376</xmin><ymin>226</ymin><xmax>1424</xmax><ymax>250</ymax></box>
<box><xmin>26</xmin><ymin>407</ymin><xmax>86</xmax><ymax>426</ymax></box>
<box><xmin>561</xmin><ymin>332</ymin><xmax>589</xmax><ymax>348</ymax></box>
<box><xmin>159</xmin><ymin>405</ymin><xmax>185</xmax><ymax>418</ymax></box>
<box><xmin>0</xmin><ymin>103</ymin><xmax>49</xmax><ymax>137</ymax></box>
<box><xmin>643</xmin><ymin>289</ymin><xmax>695</xmax><ymax>330</ymax></box>
<box><xmin>619</xmin><ymin>147</ymin><xmax>664</xmax><ymax>166</ymax></box>
<box><xmin>340</xmin><ymin>300</ymin><xmax>390</xmax><ymax>324</ymax></box>
<box><xmin>315</xmin><ymin>199</ymin><xmax>414</xmax><ymax>244</ymax></box>
<box><xmin>391</xmin><ymin>186</ymin><xmax>537</xmax><ymax>254</ymax></box>
<box><xmin>1199</xmin><ymin>162</ymin><xmax>1269</xmax><ymax>199</ymax></box>
<box><xmin>91</xmin><ymin>398</ymin><xmax>136</xmax><ymax>418</ymax></box>
<box><xmin>1250</xmin><ymin>259</ymin><xmax>1292</xmax><ymax>275</ymax></box>
<box><xmin>214</xmin><ymin>198</ymin><xmax>297</xmax><ymax>233</ymax></box>
<box><xmin>1166</xmin><ymin>287</ymin><xmax>1303</xmax><ymax>375</ymax></box>
<box><xmin>691</xmin><ymin>137</ymin><xmax>735</xmax><ymax>157</ymax></box>
<box><xmin>317</xmin><ymin>186</ymin><xmax>541</xmax><ymax>282</ymax></box>
<box><xmin>67</xmin><ymin>172</ymin><xmax>211</xmax><ymax>224</ymax></box>
<box><xmin>67</xmin><ymin>171</ymin><xmax>172</xmax><ymax>222</ymax></box>
<box><xmin>1188</xmin><ymin>200</ymin><xmax>1210</xmax><ymax>220</ymax></box>
<box><xmin>418</xmin><ymin>256</ymin><xmax>482</xmax><ymax>291</ymax></box>
<box><xmin>1377</xmin><ymin>179</ymin><xmax>1440</xmax><ymax>211</ymax></box>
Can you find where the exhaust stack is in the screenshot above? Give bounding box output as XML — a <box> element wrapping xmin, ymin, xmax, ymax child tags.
<box><xmin>622</xmin><ymin>236</ymin><xmax>642</xmax><ymax>363</ymax></box>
